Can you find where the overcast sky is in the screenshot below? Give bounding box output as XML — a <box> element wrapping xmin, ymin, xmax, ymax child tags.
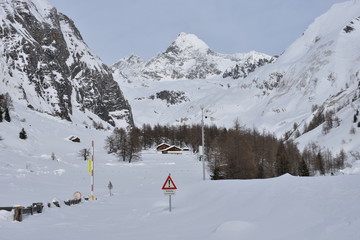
<box><xmin>49</xmin><ymin>0</ymin><xmax>344</xmax><ymax>65</ymax></box>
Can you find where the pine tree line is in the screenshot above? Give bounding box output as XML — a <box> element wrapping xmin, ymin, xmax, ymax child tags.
<box><xmin>206</xmin><ymin>126</ymin><xmax>345</xmax><ymax>179</ymax></box>
<box><xmin>104</xmin><ymin>122</ymin><xmax>346</xmax><ymax>179</ymax></box>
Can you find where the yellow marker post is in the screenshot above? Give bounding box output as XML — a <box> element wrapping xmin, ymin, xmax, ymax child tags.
<box><xmin>88</xmin><ymin>158</ymin><xmax>93</xmax><ymax>174</ymax></box>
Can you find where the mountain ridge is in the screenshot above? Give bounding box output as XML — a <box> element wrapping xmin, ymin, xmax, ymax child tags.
<box><xmin>112</xmin><ymin>32</ymin><xmax>275</xmax><ymax>81</ymax></box>
<box><xmin>0</xmin><ymin>0</ymin><xmax>133</xmax><ymax>128</ymax></box>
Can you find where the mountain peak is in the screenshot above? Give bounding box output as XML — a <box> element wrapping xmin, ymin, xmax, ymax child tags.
<box><xmin>112</xmin><ymin>32</ymin><xmax>273</xmax><ymax>81</ymax></box>
<box><xmin>165</xmin><ymin>32</ymin><xmax>210</xmax><ymax>54</ymax></box>
<box><xmin>112</xmin><ymin>54</ymin><xmax>144</xmax><ymax>67</ymax></box>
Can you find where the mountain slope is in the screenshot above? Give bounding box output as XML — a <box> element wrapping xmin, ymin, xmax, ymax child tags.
<box><xmin>113</xmin><ymin>0</ymin><xmax>360</xmax><ymax>156</ymax></box>
<box><xmin>0</xmin><ymin>0</ymin><xmax>133</xmax><ymax>127</ymax></box>
<box><xmin>226</xmin><ymin>0</ymin><xmax>360</xmax><ymax>150</ymax></box>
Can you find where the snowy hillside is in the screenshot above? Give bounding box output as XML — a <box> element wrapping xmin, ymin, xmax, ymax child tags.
<box><xmin>0</xmin><ymin>0</ymin><xmax>133</xmax><ymax>128</ymax></box>
<box><xmin>1</xmin><ymin>106</ymin><xmax>360</xmax><ymax>239</ymax></box>
<box><xmin>114</xmin><ymin>0</ymin><xmax>360</xmax><ymax>156</ymax></box>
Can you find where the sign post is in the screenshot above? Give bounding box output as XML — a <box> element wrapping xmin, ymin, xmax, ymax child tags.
<box><xmin>162</xmin><ymin>174</ymin><xmax>177</xmax><ymax>212</ymax></box>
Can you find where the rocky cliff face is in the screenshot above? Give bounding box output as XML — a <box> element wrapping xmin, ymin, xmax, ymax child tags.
<box><xmin>112</xmin><ymin>32</ymin><xmax>275</xmax><ymax>81</ymax></box>
<box><xmin>0</xmin><ymin>0</ymin><xmax>133</xmax><ymax>127</ymax></box>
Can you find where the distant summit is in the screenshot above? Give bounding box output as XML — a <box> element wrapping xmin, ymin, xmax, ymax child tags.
<box><xmin>112</xmin><ymin>32</ymin><xmax>275</xmax><ymax>81</ymax></box>
<box><xmin>165</xmin><ymin>32</ymin><xmax>210</xmax><ymax>54</ymax></box>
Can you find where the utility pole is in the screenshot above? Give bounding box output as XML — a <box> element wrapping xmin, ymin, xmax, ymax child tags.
<box><xmin>200</xmin><ymin>105</ymin><xmax>205</xmax><ymax>181</ymax></box>
<box><xmin>90</xmin><ymin>140</ymin><xmax>95</xmax><ymax>200</ymax></box>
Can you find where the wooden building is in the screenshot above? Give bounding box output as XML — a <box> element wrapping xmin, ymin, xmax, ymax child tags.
<box><xmin>156</xmin><ymin>143</ymin><xmax>171</xmax><ymax>151</ymax></box>
<box><xmin>161</xmin><ymin>145</ymin><xmax>183</xmax><ymax>154</ymax></box>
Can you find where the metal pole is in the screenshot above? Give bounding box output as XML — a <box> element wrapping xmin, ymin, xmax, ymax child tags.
<box><xmin>201</xmin><ymin>106</ymin><xmax>205</xmax><ymax>181</ymax></box>
<box><xmin>169</xmin><ymin>195</ymin><xmax>172</xmax><ymax>212</ymax></box>
<box><xmin>91</xmin><ymin>140</ymin><xmax>95</xmax><ymax>200</ymax></box>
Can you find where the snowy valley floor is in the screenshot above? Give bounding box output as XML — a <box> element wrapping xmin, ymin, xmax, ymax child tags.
<box><xmin>1</xmin><ymin>150</ymin><xmax>360</xmax><ymax>240</ymax></box>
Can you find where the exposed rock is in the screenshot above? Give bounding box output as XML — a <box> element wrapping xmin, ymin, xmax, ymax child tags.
<box><xmin>0</xmin><ymin>0</ymin><xmax>133</xmax><ymax>127</ymax></box>
<box><xmin>69</xmin><ymin>136</ymin><xmax>80</xmax><ymax>143</ymax></box>
<box><xmin>149</xmin><ymin>90</ymin><xmax>189</xmax><ymax>105</ymax></box>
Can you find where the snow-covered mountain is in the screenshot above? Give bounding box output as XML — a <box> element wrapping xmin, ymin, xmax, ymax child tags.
<box><xmin>1</xmin><ymin>1</ymin><xmax>360</xmax><ymax>237</ymax></box>
<box><xmin>0</xmin><ymin>0</ymin><xmax>133</xmax><ymax>127</ymax></box>
<box><xmin>112</xmin><ymin>32</ymin><xmax>275</xmax><ymax>81</ymax></box>
<box><xmin>222</xmin><ymin>0</ymin><xmax>360</xmax><ymax>152</ymax></box>
<box><xmin>113</xmin><ymin>0</ymin><xmax>360</xmax><ymax>156</ymax></box>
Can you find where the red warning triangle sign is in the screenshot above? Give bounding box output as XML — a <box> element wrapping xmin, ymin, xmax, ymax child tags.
<box><xmin>162</xmin><ymin>175</ymin><xmax>177</xmax><ymax>190</ymax></box>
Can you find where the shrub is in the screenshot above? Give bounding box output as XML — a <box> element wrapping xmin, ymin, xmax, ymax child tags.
<box><xmin>19</xmin><ymin>128</ymin><xmax>27</xmax><ymax>140</ymax></box>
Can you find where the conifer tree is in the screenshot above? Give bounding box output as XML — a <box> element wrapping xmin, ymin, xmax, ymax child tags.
<box><xmin>4</xmin><ymin>108</ymin><xmax>10</xmax><ymax>122</ymax></box>
<box><xmin>298</xmin><ymin>158</ymin><xmax>310</xmax><ymax>176</ymax></box>
<box><xmin>0</xmin><ymin>108</ymin><xmax>3</xmax><ymax>122</ymax></box>
<box><xmin>275</xmin><ymin>142</ymin><xmax>289</xmax><ymax>176</ymax></box>
<box><xmin>316</xmin><ymin>152</ymin><xmax>325</xmax><ymax>175</ymax></box>
<box><xmin>19</xmin><ymin>128</ymin><xmax>27</xmax><ymax>140</ymax></box>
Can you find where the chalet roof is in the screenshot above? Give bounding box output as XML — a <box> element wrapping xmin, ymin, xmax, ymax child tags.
<box><xmin>156</xmin><ymin>143</ymin><xmax>170</xmax><ymax>147</ymax></box>
<box><xmin>161</xmin><ymin>145</ymin><xmax>182</xmax><ymax>152</ymax></box>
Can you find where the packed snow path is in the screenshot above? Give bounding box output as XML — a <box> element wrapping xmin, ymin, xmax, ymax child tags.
<box><xmin>1</xmin><ymin>151</ymin><xmax>360</xmax><ymax>240</ymax></box>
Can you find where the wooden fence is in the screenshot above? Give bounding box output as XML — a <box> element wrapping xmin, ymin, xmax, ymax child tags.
<box><xmin>0</xmin><ymin>198</ymin><xmax>82</xmax><ymax>222</ymax></box>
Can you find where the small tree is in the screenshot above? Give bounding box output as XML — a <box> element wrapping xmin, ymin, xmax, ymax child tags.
<box><xmin>127</xmin><ymin>127</ymin><xmax>142</xmax><ymax>163</ymax></box>
<box><xmin>79</xmin><ymin>148</ymin><xmax>90</xmax><ymax>161</ymax></box>
<box><xmin>4</xmin><ymin>108</ymin><xmax>10</xmax><ymax>122</ymax></box>
<box><xmin>115</xmin><ymin>128</ymin><xmax>128</xmax><ymax>162</ymax></box>
<box><xmin>105</xmin><ymin>127</ymin><xmax>142</xmax><ymax>163</ymax></box>
<box><xmin>335</xmin><ymin>149</ymin><xmax>346</xmax><ymax>171</ymax></box>
<box><xmin>0</xmin><ymin>108</ymin><xmax>3</xmax><ymax>122</ymax></box>
<box><xmin>19</xmin><ymin>128</ymin><xmax>27</xmax><ymax>140</ymax></box>
<box><xmin>316</xmin><ymin>152</ymin><xmax>325</xmax><ymax>175</ymax></box>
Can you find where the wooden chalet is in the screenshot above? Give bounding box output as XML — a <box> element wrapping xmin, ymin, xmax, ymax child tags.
<box><xmin>156</xmin><ymin>143</ymin><xmax>171</xmax><ymax>151</ymax></box>
<box><xmin>161</xmin><ymin>145</ymin><xmax>183</xmax><ymax>154</ymax></box>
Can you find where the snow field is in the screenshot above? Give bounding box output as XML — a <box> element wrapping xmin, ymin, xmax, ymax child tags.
<box><xmin>1</xmin><ymin>149</ymin><xmax>360</xmax><ymax>240</ymax></box>
<box><xmin>1</xmin><ymin>101</ymin><xmax>360</xmax><ymax>239</ymax></box>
